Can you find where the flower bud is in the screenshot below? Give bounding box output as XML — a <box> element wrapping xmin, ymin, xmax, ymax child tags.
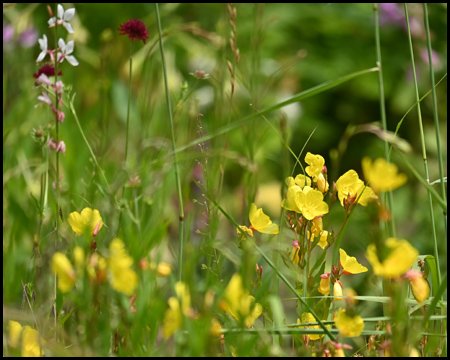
<box><xmin>334</xmin><ymin>281</ymin><xmax>343</xmax><ymax>301</ymax></box>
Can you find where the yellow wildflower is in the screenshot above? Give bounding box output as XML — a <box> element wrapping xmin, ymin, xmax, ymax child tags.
<box><xmin>335</xmin><ymin>308</ymin><xmax>364</xmax><ymax>337</ymax></box>
<box><xmin>298</xmin><ymin>313</ymin><xmax>330</xmax><ymax>340</ymax></box>
<box><xmin>316</xmin><ymin>173</ymin><xmax>329</xmax><ymax>193</ymax></box>
<box><xmin>318</xmin><ymin>275</ymin><xmax>330</xmax><ymax>295</ymax></box>
<box><xmin>340</xmin><ymin>249</ymin><xmax>368</xmax><ymax>274</ymax></box>
<box><xmin>334</xmin><ymin>282</ymin><xmax>343</xmax><ymax>301</ymax></box>
<box><xmin>237</xmin><ymin>203</ymin><xmax>279</xmax><ymax>236</ymax></box>
<box><xmin>108</xmin><ymin>238</ymin><xmax>138</xmax><ymax>296</ymax></box>
<box><xmin>221</xmin><ymin>273</ymin><xmax>263</xmax><ymax>327</ymax></box>
<box><xmin>365</xmin><ymin>238</ymin><xmax>418</xmax><ymax>278</ymax></box>
<box><xmin>51</xmin><ymin>252</ymin><xmax>76</xmax><ymax>293</ymax></box>
<box><xmin>87</xmin><ymin>252</ymin><xmax>107</xmax><ymax>284</ymax></box>
<box><xmin>310</xmin><ymin>217</ymin><xmax>323</xmax><ymax>237</ymax></box>
<box><xmin>281</xmin><ymin>185</ymin><xmax>302</xmax><ymax>213</ymax></box>
<box><xmin>406</xmin><ymin>270</ymin><xmax>430</xmax><ymax>304</ymax></box>
<box><xmin>156</xmin><ymin>262</ymin><xmax>172</xmax><ymax>277</ymax></box>
<box><xmin>8</xmin><ymin>321</ymin><xmax>44</xmax><ymax>357</ymax></box>
<box><xmin>362</xmin><ymin>157</ymin><xmax>407</xmax><ymax>193</ymax></box>
<box><xmin>296</xmin><ymin>186</ymin><xmax>329</xmax><ymax>220</ymax></box>
<box><xmin>237</xmin><ymin>225</ymin><xmax>253</xmax><ymax>237</ymax></box>
<box><xmin>335</xmin><ymin>170</ymin><xmax>378</xmax><ymax>207</ymax></box>
<box><xmin>317</xmin><ymin>230</ymin><xmax>329</xmax><ymax>250</ymax></box>
<box><xmin>162</xmin><ymin>282</ymin><xmax>192</xmax><ymax>338</ymax></box>
<box><xmin>305</xmin><ymin>152</ymin><xmax>325</xmax><ymax>181</ymax></box>
<box><xmin>286</xmin><ymin>174</ymin><xmax>312</xmax><ymax>189</ymax></box>
<box><xmin>68</xmin><ymin>208</ymin><xmax>103</xmax><ymax>236</ymax></box>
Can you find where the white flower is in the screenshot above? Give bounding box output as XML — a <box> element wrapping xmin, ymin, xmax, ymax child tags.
<box><xmin>57</xmin><ymin>38</ymin><xmax>79</xmax><ymax>66</ymax></box>
<box><xmin>48</xmin><ymin>4</ymin><xmax>75</xmax><ymax>34</ymax></box>
<box><xmin>37</xmin><ymin>92</ymin><xmax>52</xmax><ymax>105</ymax></box>
<box><xmin>36</xmin><ymin>34</ymin><xmax>48</xmax><ymax>62</ymax></box>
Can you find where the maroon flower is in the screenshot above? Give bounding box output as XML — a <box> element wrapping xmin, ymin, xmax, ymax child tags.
<box><xmin>118</xmin><ymin>19</ymin><xmax>149</xmax><ymax>44</ymax></box>
<box><xmin>33</xmin><ymin>64</ymin><xmax>62</xmax><ymax>79</ymax></box>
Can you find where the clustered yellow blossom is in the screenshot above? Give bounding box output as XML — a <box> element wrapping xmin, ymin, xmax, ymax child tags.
<box><xmin>108</xmin><ymin>238</ymin><xmax>138</xmax><ymax>296</ymax></box>
<box><xmin>8</xmin><ymin>320</ymin><xmax>44</xmax><ymax>357</ymax></box>
<box><xmin>68</xmin><ymin>207</ymin><xmax>103</xmax><ymax>236</ymax></box>
<box><xmin>365</xmin><ymin>238</ymin><xmax>418</xmax><ymax>278</ymax></box>
<box><xmin>220</xmin><ymin>273</ymin><xmax>262</xmax><ymax>327</ymax></box>
<box><xmin>163</xmin><ymin>282</ymin><xmax>193</xmax><ymax>338</ymax></box>
<box><xmin>362</xmin><ymin>157</ymin><xmax>407</xmax><ymax>193</ymax></box>
<box><xmin>335</xmin><ymin>170</ymin><xmax>378</xmax><ymax>207</ymax></box>
<box><xmin>51</xmin><ymin>252</ymin><xmax>76</xmax><ymax>293</ymax></box>
<box><xmin>298</xmin><ymin>312</ymin><xmax>330</xmax><ymax>340</ymax></box>
<box><xmin>307</xmin><ymin>217</ymin><xmax>329</xmax><ymax>249</ymax></box>
<box><xmin>237</xmin><ymin>203</ymin><xmax>279</xmax><ymax>237</ymax></box>
<box><xmin>334</xmin><ymin>308</ymin><xmax>365</xmax><ymax>337</ymax></box>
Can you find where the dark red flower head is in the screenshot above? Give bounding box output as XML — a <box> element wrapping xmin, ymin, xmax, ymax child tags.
<box><xmin>118</xmin><ymin>19</ymin><xmax>149</xmax><ymax>44</ymax></box>
<box><xmin>33</xmin><ymin>64</ymin><xmax>63</xmax><ymax>78</ymax></box>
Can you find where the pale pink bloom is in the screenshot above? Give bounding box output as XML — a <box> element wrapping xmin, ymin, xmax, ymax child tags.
<box><xmin>37</xmin><ymin>91</ymin><xmax>52</xmax><ymax>105</ymax></box>
<box><xmin>57</xmin><ymin>38</ymin><xmax>79</xmax><ymax>66</ymax></box>
<box><xmin>56</xmin><ymin>141</ymin><xmax>66</xmax><ymax>155</ymax></box>
<box><xmin>37</xmin><ymin>73</ymin><xmax>53</xmax><ymax>86</ymax></box>
<box><xmin>47</xmin><ymin>138</ymin><xmax>57</xmax><ymax>149</ymax></box>
<box><xmin>48</xmin><ymin>4</ymin><xmax>75</xmax><ymax>34</ymax></box>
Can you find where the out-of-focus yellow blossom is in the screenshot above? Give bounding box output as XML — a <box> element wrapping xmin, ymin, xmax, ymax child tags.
<box><xmin>210</xmin><ymin>317</ymin><xmax>222</xmax><ymax>337</ymax></box>
<box><xmin>286</xmin><ymin>174</ymin><xmax>312</xmax><ymax>189</ymax></box>
<box><xmin>335</xmin><ymin>347</ymin><xmax>346</xmax><ymax>357</ymax></box>
<box><xmin>108</xmin><ymin>238</ymin><xmax>138</xmax><ymax>296</ymax></box>
<box><xmin>340</xmin><ymin>249</ymin><xmax>368</xmax><ymax>274</ymax></box>
<box><xmin>335</xmin><ymin>308</ymin><xmax>364</xmax><ymax>337</ymax></box>
<box><xmin>335</xmin><ymin>170</ymin><xmax>378</xmax><ymax>207</ymax></box>
<box><xmin>87</xmin><ymin>252</ymin><xmax>107</xmax><ymax>284</ymax></box>
<box><xmin>365</xmin><ymin>238</ymin><xmax>418</xmax><ymax>278</ymax></box>
<box><xmin>406</xmin><ymin>270</ymin><xmax>430</xmax><ymax>304</ymax></box>
<box><xmin>68</xmin><ymin>208</ymin><xmax>103</xmax><ymax>236</ymax></box>
<box><xmin>162</xmin><ymin>282</ymin><xmax>192</xmax><ymax>338</ymax></box>
<box><xmin>344</xmin><ymin>288</ymin><xmax>358</xmax><ymax>306</ymax></box>
<box><xmin>156</xmin><ymin>262</ymin><xmax>171</xmax><ymax>277</ymax></box>
<box><xmin>318</xmin><ymin>276</ymin><xmax>330</xmax><ymax>295</ymax></box>
<box><xmin>305</xmin><ymin>152</ymin><xmax>325</xmax><ymax>181</ymax></box>
<box><xmin>51</xmin><ymin>252</ymin><xmax>76</xmax><ymax>293</ymax></box>
<box><xmin>316</xmin><ymin>173</ymin><xmax>329</xmax><ymax>193</ymax></box>
<box><xmin>8</xmin><ymin>321</ymin><xmax>44</xmax><ymax>357</ymax></box>
<box><xmin>362</xmin><ymin>157</ymin><xmax>407</xmax><ymax>193</ymax></box>
<box><xmin>73</xmin><ymin>246</ymin><xmax>85</xmax><ymax>276</ymax></box>
<box><xmin>237</xmin><ymin>203</ymin><xmax>279</xmax><ymax>236</ymax></box>
<box><xmin>409</xmin><ymin>347</ymin><xmax>420</xmax><ymax>357</ymax></box>
<box><xmin>297</xmin><ymin>186</ymin><xmax>329</xmax><ymax>220</ymax></box>
<box><xmin>8</xmin><ymin>320</ymin><xmax>22</xmax><ymax>348</ymax></box>
<box><xmin>220</xmin><ymin>273</ymin><xmax>263</xmax><ymax>327</ymax></box>
<box><xmin>334</xmin><ymin>282</ymin><xmax>343</xmax><ymax>301</ymax></box>
<box><xmin>237</xmin><ymin>225</ymin><xmax>253</xmax><ymax>237</ymax></box>
<box><xmin>298</xmin><ymin>313</ymin><xmax>330</xmax><ymax>340</ymax></box>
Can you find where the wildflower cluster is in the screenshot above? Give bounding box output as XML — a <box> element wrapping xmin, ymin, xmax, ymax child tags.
<box><xmin>34</xmin><ymin>4</ymin><xmax>79</xmax><ymax>156</ymax></box>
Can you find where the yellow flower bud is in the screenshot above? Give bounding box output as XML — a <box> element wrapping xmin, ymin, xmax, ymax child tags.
<box><xmin>318</xmin><ymin>277</ymin><xmax>330</xmax><ymax>295</ymax></box>
<box><xmin>157</xmin><ymin>262</ymin><xmax>171</xmax><ymax>277</ymax></box>
<box><xmin>334</xmin><ymin>281</ymin><xmax>343</xmax><ymax>301</ymax></box>
<box><xmin>409</xmin><ymin>275</ymin><xmax>430</xmax><ymax>304</ymax></box>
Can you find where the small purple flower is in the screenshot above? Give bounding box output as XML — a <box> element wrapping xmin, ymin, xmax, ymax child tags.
<box><xmin>19</xmin><ymin>27</ymin><xmax>38</xmax><ymax>48</ymax></box>
<box><xmin>421</xmin><ymin>48</ymin><xmax>443</xmax><ymax>70</ymax></box>
<box><xmin>3</xmin><ymin>22</ymin><xmax>14</xmax><ymax>43</ymax></box>
<box><xmin>379</xmin><ymin>3</ymin><xmax>406</xmax><ymax>28</ymax></box>
<box><xmin>118</xmin><ymin>19</ymin><xmax>149</xmax><ymax>44</ymax></box>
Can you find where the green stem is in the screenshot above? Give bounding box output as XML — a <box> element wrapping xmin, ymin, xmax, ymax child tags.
<box><xmin>155</xmin><ymin>3</ymin><xmax>185</xmax><ymax>282</ymax></box>
<box><xmin>125</xmin><ymin>41</ymin><xmax>133</xmax><ymax>164</ymax></box>
<box><xmin>373</xmin><ymin>3</ymin><xmax>396</xmax><ymax>238</ymax></box>
<box><xmin>404</xmin><ymin>4</ymin><xmax>441</xmax><ymax>285</ymax></box>
<box><xmin>423</xmin><ymin>4</ymin><xmax>447</xmax><ymax>238</ymax></box>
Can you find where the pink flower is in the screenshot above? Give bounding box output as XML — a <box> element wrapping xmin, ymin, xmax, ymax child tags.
<box><xmin>118</xmin><ymin>19</ymin><xmax>149</xmax><ymax>44</ymax></box>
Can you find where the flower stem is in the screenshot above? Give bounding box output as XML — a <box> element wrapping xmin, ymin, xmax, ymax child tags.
<box><xmin>155</xmin><ymin>3</ymin><xmax>185</xmax><ymax>282</ymax></box>
<box><xmin>404</xmin><ymin>4</ymin><xmax>441</xmax><ymax>285</ymax></box>
<box><xmin>125</xmin><ymin>41</ymin><xmax>133</xmax><ymax>164</ymax></box>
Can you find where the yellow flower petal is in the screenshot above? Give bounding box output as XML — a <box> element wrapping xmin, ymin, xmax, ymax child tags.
<box><xmin>365</xmin><ymin>238</ymin><xmax>418</xmax><ymax>278</ymax></box>
<box><xmin>336</xmin><ymin>170</ymin><xmax>378</xmax><ymax>207</ymax></box>
<box><xmin>8</xmin><ymin>320</ymin><xmax>22</xmax><ymax>348</ymax></box>
<box><xmin>249</xmin><ymin>203</ymin><xmax>279</xmax><ymax>234</ymax></box>
<box><xmin>297</xmin><ymin>186</ymin><xmax>329</xmax><ymax>220</ymax></box>
<box><xmin>51</xmin><ymin>252</ymin><xmax>76</xmax><ymax>293</ymax></box>
<box><xmin>21</xmin><ymin>326</ymin><xmax>44</xmax><ymax>357</ymax></box>
<box><xmin>318</xmin><ymin>277</ymin><xmax>330</xmax><ymax>295</ymax></box>
<box><xmin>335</xmin><ymin>308</ymin><xmax>364</xmax><ymax>337</ymax></box>
<box><xmin>108</xmin><ymin>239</ymin><xmax>137</xmax><ymax>296</ymax></box>
<box><xmin>340</xmin><ymin>249</ymin><xmax>368</xmax><ymax>274</ymax></box>
<box><xmin>305</xmin><ymin>152</ymin><xmax>325</xmax><ymax>181</ymax></box>
<box><xmin>281</xmin><ymin>185</ymin><xmax>302</xmax><ymax>213</ymax></box>
<box><xmin>68</xmin><ymin>208</ymin><xmax>103</xmax><ymax>236</ymax></box>
<box><xmin>362</xmin><ymin>157</ymin><xmax>407</xmax><ymax>193</ymax></box>
<box><xmin>410</xmin><ymin>276</ymin><xmax>430</xmax><ymax>304</ymax></box>
<box><xmin>299</xmin><ymin>313</ymin><xmax>330</xmax><ymax>340</ymax></box>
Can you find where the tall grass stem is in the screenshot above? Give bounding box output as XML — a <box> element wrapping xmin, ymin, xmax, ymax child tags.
<box><xmin>155</xmin><ymin>3</ymin><xmax>185</xmax><ymax>282</ymax></box>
